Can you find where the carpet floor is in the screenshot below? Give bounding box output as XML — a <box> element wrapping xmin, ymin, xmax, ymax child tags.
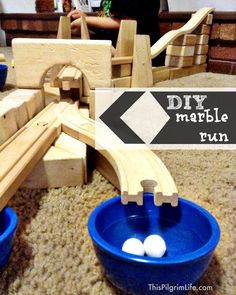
<box><xmin>0</xmin><ymin>48</ymin><xmax>235</xmax><ymax>295</ymax></box>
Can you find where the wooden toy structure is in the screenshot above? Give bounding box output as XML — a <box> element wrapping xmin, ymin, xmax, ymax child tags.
<box><xmin>0</xmin><ymin>7</ymin><xmax>214</xmax><ymax>212</ymax></box>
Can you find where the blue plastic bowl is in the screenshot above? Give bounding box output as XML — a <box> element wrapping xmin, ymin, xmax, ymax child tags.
<box><xmin>0</xmin><ymin>208</ymin><xmax>18</xmax><ymax>270</ymax></box>
<box><xmin>0</xmin><ymin>64</ymin><xmax>8</xmax><ymax>89</ymax></box>
<box><xmin>88</xmin><ymin>194</ymin><xmax>220</xmax><ymax>295</ymax></box>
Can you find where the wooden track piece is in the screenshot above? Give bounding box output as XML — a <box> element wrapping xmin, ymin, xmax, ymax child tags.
<box><xmin>151</xmin><ymin>7</ymin><xmax>214</xmax><ymax>59</ymax></box>
<box><xmin>192</xmin><ymin>13</ymin><xmax>213</xmax><ymax>25</ymax></box>
<box><xmin>165</xmin><ymin>55</ymin><xmax>193</xmax><ymax>68</ymax></box>
<box><xmin>60</xmin><ymin>102</ymin><xmax>178</xmax><ymax>206</ymax></box>
<box><xmin>0</xmin><ymin>126</ymin><xmax>57</xmax><ymax>212</ymax></box>
<box><xmin>131</xmin><ymin>35</ymin><xmax>153</xmax><ymax>87</ymax></box>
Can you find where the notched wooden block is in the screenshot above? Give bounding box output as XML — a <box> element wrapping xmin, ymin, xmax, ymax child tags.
<box><xmin>166</xmin><ymin>45</ymin><xmax>195</xmax><ymax>57</ymax></box>
<box><xmin>165</xmin><ymin>55</ymin><xmax>193</xmax><ymax>68</ymax></box>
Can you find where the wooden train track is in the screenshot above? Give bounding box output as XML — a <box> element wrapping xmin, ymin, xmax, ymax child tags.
<box><xmin>0</xmin><ymin>101</ymin><xmax>178</xmax><ymax>211</ymax></box>
<box><xmin>111</xmin><ymin>7</ymin><xmax>214</xmax><ymax>66</ymax></box>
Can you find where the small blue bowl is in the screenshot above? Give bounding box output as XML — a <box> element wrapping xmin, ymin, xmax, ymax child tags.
<box><xmin>0</xmin><ymin>64</ymin><xmax>8</xmax><ymax>89</ymax></box>
<box><xmin>0</xmin><ymin>208</ymin><xmax>18</xmax><ymax>270</ymax></box>
<box><xmin>88</xmin><ymin>194</ymin><xmax>220</xmax><ymax>295</ymax></box>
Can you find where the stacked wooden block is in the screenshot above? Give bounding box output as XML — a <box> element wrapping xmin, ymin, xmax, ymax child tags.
<box><xmin>165</xmin><ymin>34</ymin><xmax>196</xmax><ymax>68</ymax></box>
<box><xmin>165</xmin><ymin>14</ymin><xmax>212</xmax><ymax>69</ymax></box>
<box><xmin>193</xmin><ymin>13</ymin><xmax>213</xmax><ymax>66</ymax></box>
<box><xmin>0</xmin><ymin>89</ymin><xmax>44</xmax><ymax>144</ymax></box>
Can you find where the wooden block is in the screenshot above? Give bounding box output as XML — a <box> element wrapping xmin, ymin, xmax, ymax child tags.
<box><xmin>165</xmin><ymin>55</ymin><xmax>193</xmax><ymax>68</ymax></box>
<box><xmin>195</xmin><ymin>34</ymin><xmax>209</xmax><ymax>45</ymax></box>
<box><xmin>0</xmin><ymin>53</ymin><xmax>5</xmax><ymax>62</ymax></box>
<box><xmin>12</xmin><ymin>39</ymin><xmax>112</xmax><ymax>89</ymax></box>
<box><xmin>131</xmin><ymin>35</ymin><xmax>153</xmax><ymax>87</ymax></box>
<box><xmin>21</xmin><ymin>146</ymin><xmax>85</xmax><ymax>188</ymax></box>
<box><xmin>54</xmin><ymin>132</ymin><xmax>87</xmax><ymax>183</ymax></box>
<box><xmin>166</xmin><ymin>45</ymin><xmax>195</xmax><ymax>57</ymax></box>
<box><xmin>193</xmin><ymin>24</ymin><xmax>211</xmax><ymax>35</ymax></box>
<box><xmin>170</xmin><ymin>34</ymin><xmax>197</xmax><ymax>46</ymax></box>
<box><xmin>115</xmin><ymin>20</ymin><xmax>137</xmax><ymax>57</ymax></box>
<box><xmin>194</xmin><ymin>55</ymin><xmax>207</xmax><ymax>65</ymax></box>
<box><xmin>170</xmin><ymin>67</ymin><xmax>191</xmax><ymax>80</ymax></box>
<box><xmin>170</xmin><ymin>64</ymin><xmax>207</xmax><ymax>79</ymax></box>
<box><xmin>0</xmin><ymin>126</ymin><xmax>57</xmax><ymax>212</ymax></box>
<box><xmin>4</xmin><ymin>89</ymin><xmax>44</xmax><ymax>119</ymax></box>
<box><xmin>189</xmin><ymin>64</ymin><xmax>207</xmax><ymax>74</ymax></box>
<box><xmin>194</xmin><ymin>45</ymin><xmax>209</xmax><ymax>55</ymax></box>
<box><xmin>112</xmin><ymin>77</ymin><xmax>131</xmax><ymax>88</ymax></box>
<box><xmin>0</xmin><ymin>100</ymin><xmax>29</xmax><ymax>129</ymax></box>
<box><xmin>0</xmin><ymin>107</ymin><xmax>18</xmax><ymax>145</ymax></box>
<box><xmin>59</xmin><ymin>65</ymin><xmax>77</xmax><ymax>81</ymax></box>
<box><xmin>57</xmin><ymin>16</ymin><xmax>71</xmax><ymax>39</ymax></box>
<box><xmin>152</xmin><ymin>66</ymin><xmax>170</xmax><ymax>83</ymax></box>
<box><xmin>112</xmin><ymin>64</ymin><xmax>132</xmax><ymax>78</ymax></box>
<box><xmin>44</xmin><ymin>82</ymin><xmax>60</xmax><ymax>105</ymax></box>
<box><xmin>81</xmin><ymin>15</ymin><xmax>90</xmax><ymax>40</ymax></box>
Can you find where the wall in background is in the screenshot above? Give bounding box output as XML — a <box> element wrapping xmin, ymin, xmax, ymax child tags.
<box><xmin>0</xmin><ymin>0</ymin><xmax>36</xmax><ymax>45</ymax></box>
<box><xmin>0</xmin><ymin>0</ymin><xmax>36</xmax><ymax>13</ymax></box>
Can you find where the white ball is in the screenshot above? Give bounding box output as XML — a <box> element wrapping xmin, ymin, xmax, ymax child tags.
<box><xmin>144</xmin><ymin>235</ymin><xmax>166</xmax><ymax>258</ymax></box>
<box><xmin>122</xmin><ymin>238</ymin><xmax>145</xmax><ymax>256</ymax></box>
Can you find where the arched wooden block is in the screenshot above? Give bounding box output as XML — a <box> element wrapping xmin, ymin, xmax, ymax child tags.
<box><xmin>12</xmin><ymin>39</ymin><xmax>112</xmax><ymax>89</ymax></box>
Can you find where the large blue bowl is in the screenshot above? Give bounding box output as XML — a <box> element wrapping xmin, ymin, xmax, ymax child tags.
<box><xmin>0</xmin><ymin>64</ymin><xmax>8</xmax><ymax>89</ymax></box>
<box><xmin>88</xmin><ymin>194</ymin><xmax>220</xmax><ymax>295</ymax></box>
<box><xmin>0</xmin><ymin>208</ymin><xmax>18</xmax><ymax>269</ymax></box>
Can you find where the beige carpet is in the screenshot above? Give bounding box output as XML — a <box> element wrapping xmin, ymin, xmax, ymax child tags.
<box><xmin>0</xmin><ymin>48</ymin><xmax>235</xmax><ymax>295</ymax></box>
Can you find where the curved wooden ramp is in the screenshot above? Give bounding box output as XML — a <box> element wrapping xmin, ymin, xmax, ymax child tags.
<box><xmin>151</xmin><ymin>7</ymin><xmax>214</xmax><ymax>59</ymax></box>
<box><xmin>60</xmin><ymin>103</ymin><xmax>178</xmax><ymax>206</ymax></box>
